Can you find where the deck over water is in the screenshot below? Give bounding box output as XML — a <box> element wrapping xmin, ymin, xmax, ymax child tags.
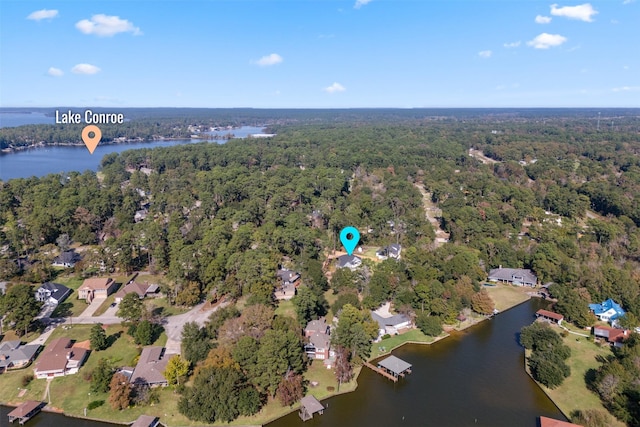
<box><xmin>364</xmin><ymin>362</ymin><xmax>400</xmax><ymax>382</ymax></box>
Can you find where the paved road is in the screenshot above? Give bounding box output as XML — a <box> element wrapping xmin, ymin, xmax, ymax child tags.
<box><xmin>163</xmin><ymin>301</ymin><xmax>229</xmax><ymax>355</ymax></box>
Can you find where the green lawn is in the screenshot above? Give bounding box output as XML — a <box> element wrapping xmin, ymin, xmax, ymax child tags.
<box><xmin>145</xmin><ymin>297</ymin><xmax>189</xmax><ymax>317</ymax></box>
<box><xmin>50</xmin><ymin>277</ymin><xmax>89</xmax><ymax>318</ymax></box>
<box><xmin>485</xmin><ymin>283</ymin><xmax>531</xmax><ymax>311</ymax></box>
<box><xmin>369</xmin><ymin>329</ymin><xmax>443</xmax><ymax>360</ymax></box>
<box><xmin>92</xmin><ymin>294</ymin><xmax>116</xmax><ymax>317</ymax></box>
<box><xmin>275</xmin><ymin>299</ymin><xmax>296</xmax><ymax>319</ymax></box>
<box><xmin>0</xmin><ymin>366</ymin><xmax>48</xmax><ymax>404</ymax></box>
<box><xmin>532</xmin><ymin>333</ymin><xmax>625</xmax><ymax>427</ymax></box>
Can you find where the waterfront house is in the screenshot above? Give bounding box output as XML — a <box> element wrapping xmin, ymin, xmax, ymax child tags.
<box><xmin>589</xmin><ymin>298</ymin><xmax>626</xmax><ymax>323</ymax></box>
<box><xmin>0</xmin><ymin>341</ymin><xmax>40</xmax><ymax>373</ymax></box>
<box><xmin>34</xmin><ymin>338</ymin><xmax>88</xmax><ymax>379</ymax></box>
<box><xmin>130</xmin><ymin>346</ymin><xmax>171</xmax><ymax>387</ymax></box>
<box><xmin>131</xmin><ymin>415</ymin><xmax>161</xmax><ymax>427</ymax></box>
<box><xmin>78</xmin><ymin>277</ymin><xmax>116</xmax><ymax>302</ymax></box>
<box><xmin>535</xmin><ymin>309</ymin><xmax>564</xmax><ymax>326</ymax></box>
<box><xmin>593</xmin><ymin>325</ymin><xmax>630</xmax><ymax>347</ymax></box>
<box><xmin>371</xmin><ymin>311</ymin><xmax>412</xmax><ymax>336</ymax></box>
<box><xmin>304</xmin><ymin>318</ymin><xmax>333</xmax><ymax>360</ymax></box>
<box><xmin>336</xmin><ymin>255</ymin><xmax>362</xmax><ymax>270</ymax></box>
<box><xmin>35</xmin><ymin>282</ymin><xmax>71</xmax><ymax>305</ymax></box>
<box><xmin>539</xmin><ymin>415</ymin><xmax>585</xmax><ymax>427</ymax></box>
<box><xmin>114</xmin><ymin>281</ymin><xmax>159</xmax><ymax>303</ymax></box>
<box><xmin>52</xmin><ymin>250</ymin><xmax>80</xmax><ymax>268</ymax></box>
<box><xmin>487</xmin><ymin>267</ymin><xmax>537</xmax><ymax>287</ymax></box>
<box><xmin>376</xmin><ymin>243</ymin><xmax>401</xmax><ymax>260</ymax></box>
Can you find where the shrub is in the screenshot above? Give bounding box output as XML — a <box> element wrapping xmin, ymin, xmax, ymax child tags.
<box><xmin>381</xmin><ymin>334</ymin><xmax>391</xmax><ymax>340</ymax></box>
<box><xmin>326</xmin><ymin>386</ymin><xmax>335</xmax><ymax>392</ymax></box>
<box><xmin>21</xmin><ymin>374</ymin><xmax>34</xmax><ymax>387</ymax></box>
<box><xmin>87</xmin><ymin>400</ymin><xmax>105</xmax><ymax>410</ymax></box>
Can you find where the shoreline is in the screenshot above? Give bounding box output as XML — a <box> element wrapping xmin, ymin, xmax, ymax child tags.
<box><xmin>1</xmin><ymin>286</ymin><xmax>533</xmax><ymax>427</ymax></box>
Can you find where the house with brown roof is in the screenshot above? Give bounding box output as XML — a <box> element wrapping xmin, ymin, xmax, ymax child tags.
<box><xmin>34</xmin><ymin>337</ymin><xmax>88</xmax><ymax>379</ymax></box>
<box><xmin>535</xmin><ymin>309</ymin><xmax>564</xmax><ymax>325</ymax></box>
<box><xmin>78</xmin><ymin>277</ymin><xmax>116</xmax><ymax>302</ymax></box>
<box><xmin>594</xmin><ymin>325</ymin><xmax>630</xmax><ymax>348</ymax></box>
<box><xmin>114</xmin><ymin>281</ymin><xmax>159</xmax><ymax>303</ymax></box>
<box><xmin>130</xmin><ymin>346</ymin><xmax>171</xmax><ymax>387</ymax></box>
<box><xmin>539</xmin><ymin>416</ymin><xmax>583</xmax><ymax>427</ymax></box>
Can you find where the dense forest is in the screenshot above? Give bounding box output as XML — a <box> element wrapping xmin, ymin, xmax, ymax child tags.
<box><xmin>1</xmin><ymin>109</ymin><xmax>640</xmax><ymax>423</ymax></box>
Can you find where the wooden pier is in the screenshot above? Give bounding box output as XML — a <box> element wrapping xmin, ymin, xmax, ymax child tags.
<box><xmin>7</xmin><ymin>401</ymin><xmax>44</xmax><ymax>425</ymax></box>
<box><xmin>365</xmin><ymin>355</ymin><xmax>413</xmax><ymax>383</ymax></box>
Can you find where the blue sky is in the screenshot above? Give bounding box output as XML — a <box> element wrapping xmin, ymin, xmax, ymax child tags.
<box><xmin>1</xmin><ymin>0</ymin><xmax>638</xmax><ymax>108</ymax></box>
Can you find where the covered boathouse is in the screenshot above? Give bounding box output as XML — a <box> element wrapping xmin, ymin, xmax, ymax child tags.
<box><xmin>299</xmin><ymin>395</ymin><xmax>324</xmax><ymax>421</ymax></box>
<box><xmin>364</xmin><ymin>354</ymin><xmax>413</xmax><ymax>382</ymax></box>
<box><xmin>8</xmin><ymin>401</ymin><xmax>44</xmax><ymax>424</ymax></box>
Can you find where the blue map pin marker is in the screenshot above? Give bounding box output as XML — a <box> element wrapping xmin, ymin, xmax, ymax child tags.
<box><xmin>340</xmin><ymin>226</ymin><xmax>360</xmax><ymax>256</ymax></box>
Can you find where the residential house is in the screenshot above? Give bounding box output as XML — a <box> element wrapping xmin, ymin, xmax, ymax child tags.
<box><xmin>487</xmin><ymin>267</ymin><xmax>537</xmax><ymax>287</ymax></box>
<box><xmin>34</xmin><ymin>337</ymin><xmax>88</xmax><ymax>379</ymax></box>
<box><xmin>589</xmin><ymin>298</ymin><xmax>626</xmax><ymax>323</ymax></box>
<box><xmin>304</xmin><ymin>319</ymin><xmax>333</xmax><ymax>361</ymax></box>
<box><xmin>275</xmin><ymin>269</ymin><xmax>300</xmax><ymax>301</ymax></box>
<box><xmin>336</xmin><ymin>255</ymin><xmax>362</xmax><ymax>270</ymax></box>
<box><xmin>130</xmin><ymin>346</ymin><xmax>171</xmax><ymax>387</ymax></box>
<box><xmin>535</xmin><ymin>309</ymin><xmax>564</xmax><ymax>326</ymax></box>
<box><xmin>114</xmin><ymin>281</ymin><xmax>159</xmax><ymax>303</ymax></box>
<box><xmin>594</xmin><ymin>325</ymin><xmax>630</xmax><ymax>347</ymax></box>
<box><xmin>35</xmin><ymin>282</ymin><xmax>71</xmax><ymax>305</ymax></box>
<box><xmin>539</xmin><ymin>416</ymin><xmax>584</xmax><ymax>427</ymax></box>
<box><xmin>134</xmin><ymin>209</ymin><xmax>148</xmax><ymax>223</ymax></box>
<box><xmin>371</xmin><ymin>312</ymin><xmax>412</xmax><ymax>336</ymax></box>
<box><xmin>78</xmin><ymin>277</ymin><xmax>116</xmax><ymax>302</ymax></box>
<box><xmin>131</xmin><ymin>415</ymin><xmax>161</xmax><ymax>427</ymax></box>
<box><xmin>52</xmin><ymin>250</ymin><xmax>80</xmax><ymax>268</ymax></box>
<box><xmin>0</xmin><ymin>341</ymin><xmax>40</xmax><ymax>373</ymax></box>
<box><xmin>0</xmin><ymin>281</ymin><xmax>8</xmax><ymax>295</ymax></box>
<box><xmin>376</xmin><ymin>243</ymin><xmax>402</xmax><ymax>260</ymax></box>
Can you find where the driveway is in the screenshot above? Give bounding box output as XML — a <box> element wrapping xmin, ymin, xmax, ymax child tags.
<box><xmin>78</xmin><ymin>297</ymin><xmax>106</xmax><ymax>318</ymax></box>
<box><xmin>164</xmin><ymin>301</ymin><xmax>229</xmax><ymax>355</ymax></box>
<box><xmin>100</xmin><ymin>300</ymin><xmax>120</xmax><ymax>318</ymax></box>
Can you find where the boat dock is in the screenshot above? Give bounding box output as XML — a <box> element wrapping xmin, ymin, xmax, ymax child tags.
<box><xmin>364</xmin><ymin>355</ymin><xmax>412</xmax><ymax>382</ymax></box>
<box><xmin>7</xmin><ymin>401</ymin><xmax>45</xmax><ymax>425</ymax></box>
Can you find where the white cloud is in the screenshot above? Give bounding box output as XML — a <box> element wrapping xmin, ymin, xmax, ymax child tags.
<box><xmin>27</xmin><ymin>9</ymin><xmax>59</xmax><ymax>21</ymax></box>
<box><xmin>527</xmin><ymin>33</ymin><xmax>568</xmax><ymax>49</ymax></box>
<box><xmin>354</xmin><ymin>0</ymin><xmax>373</xmax><ymax>9</ymax></box>
<box><xmin>254</xmin><ymin>53</ymin><xmax>283</xmax><ymax>67</ymax></box>
<box><xmin>76</xmin><ymin>14</ymin><xmax>142</xmax><ymax>37</ymax></box>
<box><xmin>478</xmin><ymin>50</ymin><xmax>492</xmax><ymax>58</ymax></box>
<box><xmin>535</xmin><ymin>15</ymin><xmax>552</xmax><ymax>24</ymax></box>
<box><xmin>503</xmin><ymin>41</ymin><xmax>521</xmax><ymax>48</ymax></box>
<box><xmin>324</xmin><ymin>82</ymin><xmax>346</xmax><ymax>93</ymax></box>
<box><xmin>550</xmin><ymin>3</ymin><xmax>598</xmax><ymax>22</ymax></box>
<box><xmin>612</xmin><ymin>86</ymin><xmax>640</xmax><ymax>92</ymax></box>
<box><xmin>47</xmin><ymin>67</ymin><xmax>64</xmax><ymax>77</ymax></box>
<box><xmin>71</xmin><ymin>63</ymin><xmax>101</xmax><ymax>75</ymax></box>
<box><xmin>623</xmin><ymin>0</ymin><xmax>636</xmax><ymax>5</ymax></box>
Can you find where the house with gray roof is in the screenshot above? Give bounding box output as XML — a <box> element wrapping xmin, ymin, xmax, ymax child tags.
<box><xmin>130</xmin><ymin>346</ymin><xmax>171</xmax><ymax>387</ymax></box>
<box><xmin>35</xmin><ymin>282</ymin><xmax>71</xmax><ymax>305</ymax></box>
<box><xmin>487</xmin><ymin>267</ymin><xmax>537</xmax><ymax>287</ymax></box>
<box><xmin>336</xmin><ymin>255</ymin><xmax>362</xmax><ymax>270</ymax></box>
<box><xmin>376</xmin><ymin>243</ymin><xmax>401</xmax><ymax>260</ymax></box>
<box><xmin>52</xmin><ymin>250</ymin><xmax>81</xmax><ymax>268</ymax></box>
<box><xmin>0</xmin><ymin>341</ymin><xmax>40</xmax><ymax>373</ymax></box>
<box><xmin>371</xmin><ymin>312</ymin><xmax>412</xmax><ymax>336</ymax></box>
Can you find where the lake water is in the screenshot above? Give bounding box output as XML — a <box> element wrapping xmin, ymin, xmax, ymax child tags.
<box><xmin>0</xmin><ymin>126</ymin><xmax>266</xmax><ymax>181</ymax></box>
<box><xmin>267</xmin><ymin>298</ymin><xmax>567</xmax><ymax>427</ymax></box>
<box><xmin>1</xmin><ymin>299</ymin><xmax>568</xmax><ymax>427</ymax></box>
<box><xmin>0</xmin><ymin>111</ymin><xmax>54</xmax><ymax>128</ymax></box>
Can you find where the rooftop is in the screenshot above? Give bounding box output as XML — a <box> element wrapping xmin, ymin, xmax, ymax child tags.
<box><xmin>80</xmin><ymin>277</ymin><xmax>113</xmax><ymax>291</ymax></box>
<box><xmin>377</xmin><ymin>355</ymin><xmax>412</xmax><ymax>375</ymax></box>
<box><xmin>300</xmin><ymin>395</ymin><xmax>324</xmax><ymax>414</ymax></box>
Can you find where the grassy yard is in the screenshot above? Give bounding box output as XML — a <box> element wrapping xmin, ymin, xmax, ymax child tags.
<box><xmin>484</xmin><ymin>283</ymin><xmax>531</xmax><ymax>311</ymax></box>
<box><xmin>92</xmin><ymin>295</ymin><xmax>116</xmax><ymax>317</ymax></box>
<box><xmin>145</xmin><ymin>297</ymin><xmax>189</xmax><ymax>317</ymax></box>
<box><xmin>533</xmin><ymin>333</ymin><xmax>625</xmax><ymax>427</ymax></box>
<box><xmin>0</xmin><ymin>366</ymin><xmax>48</xmax><ymax>404</ymax></box>
<box><xmin>274</xmin><ymin>299</ymin><xmax>296</xmax><ymax>319</ymax></box>
<box><xmin>50</xmin><ymin>276</ymin><xmax>89</xmax><ymax>318</ymax></box>
<box><xmin>369</xmin><ymin>329</ymin><xmax>443</xmax><ymax>360</ymax></box>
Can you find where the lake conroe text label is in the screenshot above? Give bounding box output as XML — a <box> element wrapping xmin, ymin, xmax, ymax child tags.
<box><xmin>55</xmin><ymin>109</ymin><xmax>124</xmax><ymax>124</ymax></box>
